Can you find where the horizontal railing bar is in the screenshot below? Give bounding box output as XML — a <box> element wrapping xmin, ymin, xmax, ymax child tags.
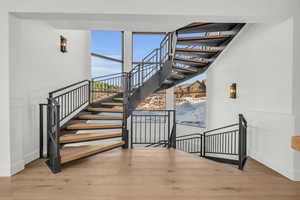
<box><xmin>205</xmin><ymin>152</ymin><xmax>239</xmax><ymax>156</ymax></box>
<box><xmin>176</xmin><ymin>137</ymin><xmax>201</xmax><ymax>142</ymax></box>
<box><xmin>92</xmin><ymin>72</ymin><xmax>124</xmax><ymax>80</ymax></box>
<box><xmin>204</xmin><ymin>123</ymin><xmax>239</xmax><ymax>134</ymax></box>
<box><xmin>53</xmin><ymin>84</ymin><xmax>88</xmax><ymax>99</ymax></box>
<box><xmin>205</xmin><ymin>129</ymin><xmax>239</xmax><ymax>137</ymax></box>
<box><xmin>176</xmin><ymin>133</ymin><xmax>203</xmax><ymax>138</ymax></box>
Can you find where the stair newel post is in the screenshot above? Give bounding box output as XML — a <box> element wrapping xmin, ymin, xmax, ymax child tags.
<box><xmin>122</xmin><ymin>72</ymin><xmax>129</xmax><ymax>149</ymax></box>
<box><xmin>168</xmin><ymin>33</ymin><xmax>172</xmax><ymax>60</ymax></box>
<box><xmin>172</xmin><ymin>110</ymin><xmax>176</xmax><ymax>149</ymax></box>
<box><xmin>46</xmin><ymin>97</ymin><xmax>61</xmax><ymax>173</ymax></box>
<box><xmin>88</xmin><ymin>80</ymin><xmax>92</xmax><ymax>104</ymax></box>
<box><xmin>203</xmin><ymin>131</ymin><xmax>206</xmax><ymax>157</ymax></box>
<box><xmin>238</xmin><ymin>115</ymin><xmax>242</xmax><ymax>169</ymax></box>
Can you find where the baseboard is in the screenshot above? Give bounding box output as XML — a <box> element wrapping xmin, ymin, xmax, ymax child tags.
<box><xmin>24</xmin><ymin>150</ymin><xmax>39</xmax><ymax>164</ymax></box>
<box><xmin>10</xmin><ymin>159</ymin><xmax>25</xmax><ymax>175</ymax></box>
<box><xmin>292</xmin><ymin>169</ymin><xmax>300</xmax><ymax>181</ymax></box>
<box><xmin>0</xmin><ymin>167</ymin><xmax>11</xmax><ymax>177</ymax></box>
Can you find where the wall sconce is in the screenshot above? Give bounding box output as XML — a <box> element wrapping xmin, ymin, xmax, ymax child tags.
<box><xmin>230</xmin><ymin>83</ymin><xmax>237</xmax><ymax>99</ymax></box>
<box><xmin>60</xmin><ymin>35</ymin><xmax>67</xmax><ymax>53</ymax></box>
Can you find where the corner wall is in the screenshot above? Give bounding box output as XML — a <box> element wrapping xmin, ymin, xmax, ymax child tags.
<box><xmin>207</xmin><ymin>19</ymin><xmax>296</xmax><ymax>180</ymax></box>
<box><xmin>9</xmin><ymin>16</ymin><xmax>91</xmax><ymax>175</ymax></box>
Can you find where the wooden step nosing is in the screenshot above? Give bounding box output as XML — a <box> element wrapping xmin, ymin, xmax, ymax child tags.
<box><xmin>77</xmin><ymin>115</ymin><xmax>123</xmax><ymax>120</ymax></box>
<box><xmin>65</xmin><ymin>123</ymin><xmax>122</xmax><ymax>130</ymax></box>
<box><xmin>172</xmin><ymin>65</ymin><xmax>198</xmax><ymax>73</ymax></box>
<box><xmin>86</xmin><ymin>108</ymin><xmax>123</xmax><ymax>113</ymax></box>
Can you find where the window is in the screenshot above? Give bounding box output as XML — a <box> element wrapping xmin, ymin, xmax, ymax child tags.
<box><xmin>175</xmin><ymin>74</ymin><xmax>207</xmax><ymax>127</ymax></box>
<box><xmin>133</xmin><ymin>33</ymin><xmax>166</xmax><ymax>110</ymax></box>
<box><xmin>91</xmin><ymin>31</ymin><xmax>122</xmax><ymax>77</ymax></box>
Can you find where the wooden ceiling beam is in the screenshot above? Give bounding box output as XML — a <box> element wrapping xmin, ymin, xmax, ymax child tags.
<box><xmin>91</xmin><ymin>53</ymin><xmax>123</xmax><ymax>63</ymax></box>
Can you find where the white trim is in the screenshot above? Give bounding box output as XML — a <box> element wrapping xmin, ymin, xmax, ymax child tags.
<box><xmin>10</xmin><ymin>159</ymin><xmax>25</xmax><ymax>176</ymax></box>
<box><xmin>24</xmin><ymin>150</ymin><xmax>39</xmax><ymax>164</ymax></box>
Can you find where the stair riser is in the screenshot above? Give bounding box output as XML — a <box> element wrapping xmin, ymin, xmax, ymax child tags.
<box><xmin>177</xmin><ymin>39</ymin><xmax>230</xmax><ymax>47</ymax></box>
<box><xmin>174</xmin><ymin>60</ymin><xmax>208</xmax><ymax>66</ymax></box>
<box><xmin>175</xmin><ymin>52</ymin><xmax>217</xmax><ymax>58</ymax></box>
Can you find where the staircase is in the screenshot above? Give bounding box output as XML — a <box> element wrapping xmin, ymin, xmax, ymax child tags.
<box><xmin>40</xmin><ymin>22</ymin><xmax>245</xmax><ymax>173</ymax></box>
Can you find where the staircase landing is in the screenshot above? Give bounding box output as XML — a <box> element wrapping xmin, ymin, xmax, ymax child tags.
<box><xmin>6</xmin><ymin>149</ymin><xmax>300</xmax><ymax>200</ymax></box>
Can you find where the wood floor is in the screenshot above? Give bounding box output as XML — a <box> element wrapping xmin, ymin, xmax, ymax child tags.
<box><xmin>1</xmin><ymin>149</ymin><xmax>300</xmax><ymax>200</ymax></box>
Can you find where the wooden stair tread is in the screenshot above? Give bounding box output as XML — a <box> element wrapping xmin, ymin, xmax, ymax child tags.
<box><xmin>101</xmin><ymin>102</ymin><xmax>123</xmax><ymax>106</ymax></box>
<box><xmin>172</xmin><ymin>65</ymin><xmax>198</xmax><ymax>72</ymax></box>
<box><xmin>177</xmin><ymin>34</ymin><xmax>232</xmax><ymax>41</ymax></box>
<box><xmin>65</xmin><ymin>123</ymin><xmax>122</xmax><ymax>130</ymax></box>
<box><xmin>60</xmin><ymin>141</ymin><xmax>125</xmax><ymax>164</ymax></box>
<box><xmin>60</xmin><ymin>132</ymin><xmax>122</xmax><ymax>144</ymax></box>
<box><xmin>78</xmin><ymin>115</ymin><xmax>123</xmax><ymax>120</ymax></box>
<box><xmin>170</xmin><ymin>72</ymin><xmax>185</xmax><ymax>79</ymax></box>
<box><xmin>176</xmin><ymin>48</ymin><xmax>219</xmax><ymax>53</ymax></box>
<box><xmin>174</xmin><ymin>57</ymin><xmax>209</xmax><ymax>64</ymax></box>
<box><xmin>86</xmin><ymin>107</ymin><xmax>123</xmax><ymax>113</ymax></box>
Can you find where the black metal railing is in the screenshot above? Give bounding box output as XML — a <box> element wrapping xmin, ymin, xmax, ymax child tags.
<box><xmin>91</xmin><ymin>73</ymin><xmax>125</xmax><ymax>103</ymax></box>
<box><xmin>130</xmin><ymin>110</ymin><xmax>176</xmax><ymax>148</ymax></box>
<box><xmin>128</xmin><ymin>32</ymin><xmax>176</xmax><ymax>93</ymax></box>
<box><xmin>45</xmin><ymin>98</ymin><xmax>61</xmax><ymax>173</ymax></box>
<box><xmin>203</xmin><ymin>123</ymin><xmax>239</xmax><ymax>157</ymax></box>
<box><xmin>49</xmin><ymin>80</ymin><xmax>90</xmax><ymax>123</ymax></box>
<box><xmin>145</xmin><ymin>114</ymin><xmax>248</xmax><ymax>170</ymax></box>
<box><xmin>176</xmin><ymin>133</ymin><xmax>203</xmax><ymax>155</ymax></box>
<box><xmin>238</xmin><ymin>114</ymin><xmax>247</xmax><ymax>169</ymax></box>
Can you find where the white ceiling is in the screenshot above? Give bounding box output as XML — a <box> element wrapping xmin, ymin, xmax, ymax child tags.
<box><xmin>12</xmin><ymin>12</ymin><xmax>287</xmax><ymax>31</ymax></box>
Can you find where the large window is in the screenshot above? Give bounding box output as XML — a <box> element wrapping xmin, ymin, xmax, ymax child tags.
<box><xmin>175</xmin><ymin>74</ymin><xmax>207</xmax><ymax>127</ymax></box>
<box><xmin>91</xmin><ymin>31</ymin><xmax>122</xmax><ymax>77</ymax></box>
<box><xmin>133</xmin><ymin>33</ymin><xmax>166</xmax><ymax>110</ymax></box>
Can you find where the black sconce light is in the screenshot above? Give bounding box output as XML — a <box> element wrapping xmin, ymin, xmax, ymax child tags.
<box><xmin>230</xmin><ymin>83</ymin><xmax>237</xmax><ymax>99</ymax></box>
<box><xmin>60</xmin><ymin>35</ymin><xmax>67</xmax><ymax>53</ymax></box>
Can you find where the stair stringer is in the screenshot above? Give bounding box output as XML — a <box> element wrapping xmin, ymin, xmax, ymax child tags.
<box><xmin>127</xmin><ymin>60</ymin><xmax>173</xmax><ymax>112</ymax></box>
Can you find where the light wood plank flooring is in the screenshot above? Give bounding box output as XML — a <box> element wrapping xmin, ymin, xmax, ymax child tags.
<box><xmin>1</xmin><ymin>149</ymin><xmax>300</xmax><ymax>200</ymax></box>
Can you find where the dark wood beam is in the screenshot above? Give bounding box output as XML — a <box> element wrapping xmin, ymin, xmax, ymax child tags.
<box><xmin>91</xmin><ymin>53</ymin><xmax>123</xmax><ymax>63</ymax></box>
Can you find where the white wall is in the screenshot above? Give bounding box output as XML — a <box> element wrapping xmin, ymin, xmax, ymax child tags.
<box><xmin>207</xmin><ymin>19</ymin><xmax>297</xmax><ymax>180</ymax></box>
<box><xmin>9</xmin><ymin>16</ymin><xmax>91</xmax><ymax>175</ymax></box>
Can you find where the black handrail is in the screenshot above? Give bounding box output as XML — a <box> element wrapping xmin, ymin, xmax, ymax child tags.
<box><xmin>203</xmin><ymin>123</ymin><xmax>239</xmax><ymax>134</ymax></box>
<box><xmin>49</xmin><ymin>80</ymin><xmax>89</xmax><ymax>97</ymax></box>
<box><xmin>92</xmin><ymin>72</ymin><xmax>124</xmax><ymax>81</ymax></box>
